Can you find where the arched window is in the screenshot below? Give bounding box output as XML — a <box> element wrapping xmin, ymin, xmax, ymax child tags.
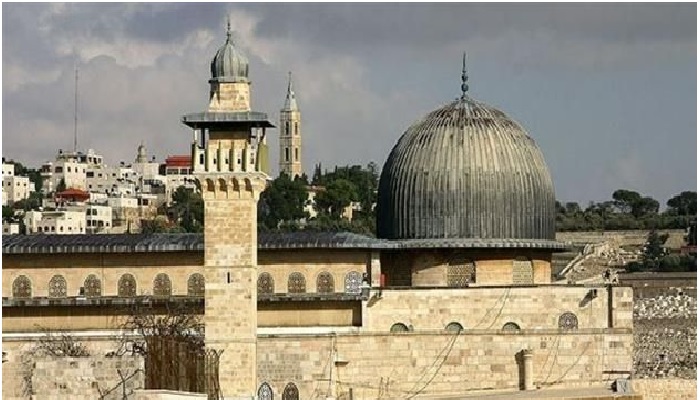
<box><xmin>49</xmin><ymin>275</ymin><xmax>67</xmax><ymax>298</ymax></box>
<box><xmin>285</xmin><ymin>121</ymin><xmax>290</xmax><ymax>136</ymax></box>
<box><xmin>502</xmin><ymin>322</ymin><xmax>521</xmax><ymax>332</ymax></box>
<box><xmin>12</xmin><ymin>275</ymin><xmax>31</xmax><ymax>298</ymax></box>
<box><xmin>118</xmin><ymin>274</ymin><xmax>137</xmax><ymax>297</ymax></box>
<box><xmin>316</xmin><ymin>271</ymin><xmax>334</xmax><ymax>293</ymax></box>
<box><xmin>153</xmin><ymin>273</ymin><xmax>172</xmax><ymax>297</ymax></box>
<box><xmin>258</xmin><ymin>273</ymin><xmax>274</xmax><ymax>295</ymax></box>
<box><xmin>445</xmin><ymin>322</ymin><xmax>463</xmax><ymax>333</ymax></box>
<box><xmin>558</xmin><ymin>312</ymin><xmax>578</xmax><ymax>329</ymax></box>
<box><xmin>512</xmin><ymin>256</ymin><xmax>534</xmax><ymax>284</ymax></box>
<box><xmin>344</xmin><ymin>271</ymin><xmax>362</xmax><ymax>294</ymax></box>
<box><xmin>287</xmin><ymin>272</ymin><xmax>306</xmax><ymax>294</ymax></box>
<box><xmin>84</xmin><ymin>274</ymin><xmax>101</xmax><ymax>297</ymax></box>
<box><xmin>258</xmin><ymin>382</ymin><xmax>274</xmax><ymax>400</ymax></box>
<box><xmin>390</xmin><ymin>323</ymin><xmax>410</xmax><ymax>333</ymax></box>
<box><xmin>282</xmin><ymin>382</ymin><xmax>299</xmax><ymax>400</ymax></box>
<box><xmin>447</xmin><ymin>255</ymin><xmax>475</xmax><ymax>287</ymax></box>
<box><xmin>188</xmin><ymin>273</ymin><xmax>205</xmax><ymax>296</ymax></box>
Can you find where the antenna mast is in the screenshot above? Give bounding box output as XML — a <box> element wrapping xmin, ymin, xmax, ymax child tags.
<box><xmin>74</xmin><ymin>66</ymin><xmax>78</xmax><ymax>153</ymax></box>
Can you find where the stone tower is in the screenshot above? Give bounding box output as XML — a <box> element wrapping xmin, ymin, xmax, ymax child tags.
<box><xmin>278</xmin><ymin>72</ymin><xmax>302</xmax><ymax>179</ymax></box>
<box><xmin>182</xmin><ymin>19</ymin><xmax>273</xmax><ymax>399</ymax></box>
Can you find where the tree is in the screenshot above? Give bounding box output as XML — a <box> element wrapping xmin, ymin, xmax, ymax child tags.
<box><xmin>258</xmin><ymin>173</ymin><xmax>309</xmax><ymax>229</ymax></box>
<box><xmin>55</xmin><ymin>178</ymin><xmax>66</xmax><ymax>193</ymax></box>
<box><xmin>643</xmin><ymin>230</ymin><xmax>669</xmax><ymax>268</ymax></box>
<box><xmin>612</xmin><ymin>189</ymin><xmax>641</xmax><ymax>214</ymax></box>
<box><xmin>165</xmin><ymin>187</ymin><xmax>204</xmax><ymax>233</ymax></box>
<box><xmin>667</xmin><ymin>191</ymin><xmax>697</xmax><ymax>216</ymax></box>
<box><xmin>314</xmin><ymin>178</ymin><xmax>358</xmax><ymax>218</ymax></box>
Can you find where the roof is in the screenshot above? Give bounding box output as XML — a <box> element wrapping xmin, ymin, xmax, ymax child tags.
<box><xmin>377</xmin><ymin>96</ymin><xmax>556</xmax><ymax>242</ymax></box>
<box><xmin>165</xmin><ymin>155</ymin><xmax>191</xmax><ymax>167</ymax></box>
<box><xmin>182</xmin><ymin>111</ymin><xmax>275</xmax><ymax>129</ymax></box>
<box><xmin>1</xmin><ymin>232</ymin><xmax>393</xmax><ymax>254</ymax></box>
<box><xmin>1</xmin><ymin>232</ymin><xmax>567</xmax><ymax>254</ymax></box>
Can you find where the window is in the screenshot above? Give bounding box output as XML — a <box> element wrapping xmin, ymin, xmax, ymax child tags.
<box><xmin>282</xmin><ymin>382</ymin><xmax>298</xmax><ymax>400</ymax></box>
<box><xmin>447</xmin><ymin>255</ymin><xmax>475</xmax><ymax>287</ymax></box>
<box><xmin>512</xmin><ymin>257</ymin><xmax>534</xmax><ymax>284</ymax></box>
<box><xmin>285</xmin><ymin>121</ymin><xmax>290</xmax><ymax>136</ymax></box>
<box><xmin>390</xmin><ymin>323</ymin><xmax>410</xmax><ymax>333</ymax></box>
<box><xmin>258</xmin><ymin>272</ymin><xmax>274</xmax><ymax>295</ymax></box>
<box><xmin>55</xmin><ymin>166</ymin><xmax>63</xmax><ymax>173</ymax></box>
<box><xmin>502</xmin><ymin>322</ymin><xmax>521</xmax><ymax>332</ymax></box>
<box><xmin>295</xmin><ymin>148</ymin><xmax>299</xmax><ymax>162</ymax></box>
<box><xmin>187</xmin><ymin>273</ymin><xmax>205</xmax><ymax>296</ymax></box>
<box><xmin>558</xmin><ymin>312</ymin><xmax>578</xmax><ymax>329</ymax></box>
<box><xmin>118</xmin><ymin>274</ymin><xmax>137</xmax><ymax>297</ymax></box>
<box><xmin>84</xmin><ymin>274</ymin><xmax>101</xmax><ymax>297</ymax></box>
<box><xmin>445</xmin><ymin>322</ymin><xmax>463</xmax><ymax>333</ymax></box>
<box><xmin>287</xmin><ymin>272</ymin><xmax>306</xmax><ymax>294</ymax></box>
<box><xmin>285</xmin><ymin>148</ymin><xmax>290</xmax><ymax>162</ymax></box>
<box><xmin>316</xmin><ymin>271</ymin><xmax>334</xmax><ymax>293</ymax></box>
<box><xmin>12</xmin><ymin>275</ymin><xmax>31</xmax><ymax>298</ymax></box>
<box><xmin>153</xmin><ymin>273</ymin><xmax>172</xmax><ymax>296</ymax></box>
<box><xmin>258</xmin><ymin>382</ymin><xmax>274</xmax><ymax>400</ymax></box>
<box><xmin>344</xmin><ymin>271</ymin><xmax>362</xmax><ymax>294</ymax></box>
<box><xmin>67</xmin><ymin>166</ymin><xmax>71</xmax><ymax>172</ymax></box>
<box><xmin>294</xmin><ymin>122</ymin><xmax>299</xmax><ymax>136</ymax></box>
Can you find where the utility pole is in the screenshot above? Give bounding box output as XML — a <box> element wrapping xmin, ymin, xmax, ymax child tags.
<box><xmin>74</xmin><ymin>66</ymin><xmax>79</xmax><ymax>153</ymax></box>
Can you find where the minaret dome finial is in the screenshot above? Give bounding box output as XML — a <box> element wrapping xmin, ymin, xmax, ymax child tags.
<box><xmin>226</xmin><ymin>16</ymin><xmax>232</xmax><ymax>43</ymax></box>
<box><xmin>461</xmin><ymin>52</ymin><xmax>469</xmax><ymax>100</ymax></box>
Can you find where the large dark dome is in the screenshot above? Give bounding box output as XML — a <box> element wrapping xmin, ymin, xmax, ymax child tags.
<box><xmin>377</xmin><ymin>96</ymin><xmax>556</xmax><ymax>242</ymax></box>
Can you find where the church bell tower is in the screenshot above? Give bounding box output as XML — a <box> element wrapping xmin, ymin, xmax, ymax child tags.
<box><xmin>278</xmin><ymin>72</ymin><xmax>302</xmax><ymax>179</ymax></box>
<box><xmin>182</xmin><ymin>19</ymin><xmax>274</xmax><ymax>399</ymax></box>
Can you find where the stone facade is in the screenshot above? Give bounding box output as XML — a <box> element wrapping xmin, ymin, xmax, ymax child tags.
<box><xmin>630</xmin><ymin>378</ymin><xmax>697</xmax><ymax>400</ymax></box>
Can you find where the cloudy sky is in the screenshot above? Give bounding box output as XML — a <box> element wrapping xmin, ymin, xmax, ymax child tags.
<box><xmin>2</xmin><ymin>3</ymin><xmax>696</xmax><ymax>205</ymax></box>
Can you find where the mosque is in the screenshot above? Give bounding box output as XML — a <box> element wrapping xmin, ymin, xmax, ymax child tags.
<box><xmin>2</xmin><ymin>21</ymin><xmax>634</xmax><ymax>400</ymax></box>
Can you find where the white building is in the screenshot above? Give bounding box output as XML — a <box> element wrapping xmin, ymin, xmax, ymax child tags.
<box><xmin>85</xmin><ymin>204</ymin><xmax>113</xmax><ymax>234</ymax></box>
<box><xmin>2</xmin><ymin>163</ymin><xmax>32</xmax><ymax>206</ymax></box>
<box><xmin>24</xmin><ymin>210</ymin><xmax>86</xmax><ymax>235</ymax></box>
<box><xmin>2</xmin><ymin>222</ymin><xmax>20</xmax><ymax>235</ymax></box>
<box><xmin>40</xmin><ymin>149</ymin><xmax>105</xmax><ymax>194</ymax></box>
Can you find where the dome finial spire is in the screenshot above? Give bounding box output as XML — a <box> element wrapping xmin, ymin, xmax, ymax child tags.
<box><xmin>226</xmin><ymin>16</ymin><xmax>232</xmax><ymax>43</ymax></box>
<box><xmin>288</xmin><ymin>71</ymin><xmax>293</xmax><ymax>93</ymax></box>
<box><xmin>461</xmin><ymin>51</ymin><xmax>469</xmax><ymax>100</ymax></box>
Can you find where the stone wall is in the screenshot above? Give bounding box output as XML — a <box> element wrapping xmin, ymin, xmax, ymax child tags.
<box><xmin>2</xmin><ymin>354</ymin><xmax>144</xmax><ymax>400</ymax></box>
<box><xmin>631</xmin><ymin>378</ymin><xmax>697</xmax><ymax>400</ymax></box>
<box><xmin>257</xmin><ymin>330</ymin><xmax>632</xmax><ymax>399</ymax></box>
<box><xmin>555</xmin><ymin>230</ymin><xmax>686</xmax><ymax>249</ymax></box>
<box><xmin>363</xmin><ymin>286</ymin><xmax>633</xmax><ymax>332</ymax></box>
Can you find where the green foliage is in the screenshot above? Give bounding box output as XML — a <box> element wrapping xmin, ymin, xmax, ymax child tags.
<box><xmin>168</xmin><ymin>186</ymin><xmax>203</xmax><ymax>233</ymax></box>
<box><xmin>258</xmin><ymin>173</ymin><xmax>309</xmax><ymax>230</ymax></box>
<box><xmin>667</xmin><ymin>191</ymin><xmax>697</xmax><ymax>216</ymax></box>
<box><xmin>56</xmin><ymin>178</ymin><xmax>66</xmax><ymax>193</ymax></box>
<box><xmin>556</xmin><ymin>190</ymin><xmax>696</xmax><ymax>232</ymax></box>
<box><xmin>2</xmin><ymin>206</ymin><xmax>15</xmax><ymax>222</ymax></box>
<box><xmin>314</xmin><ymin>178</ymin><xmax>359</xmax><ymax>218</ymax></box>
<box><xmin>14</xmin><ymin>191</ymin><xmax>43</xmax><ymax>211</ymax></box>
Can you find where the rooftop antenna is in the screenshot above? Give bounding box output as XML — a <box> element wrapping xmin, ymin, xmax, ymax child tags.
<box><xmin>73</xmin><ymin>65</ymin><xmax>79</xmax><ymax>153</ymax></box>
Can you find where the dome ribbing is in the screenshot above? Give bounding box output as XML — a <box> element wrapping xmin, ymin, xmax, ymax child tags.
<box><xmin>210</xmin><ymin>20</ymin><xmax>249</xmax><ymax>83</ymax></box>
<box><xmin>377</xmin><ymin>97</ymin><xmax>556</xmax><ymax>241</ymax></box>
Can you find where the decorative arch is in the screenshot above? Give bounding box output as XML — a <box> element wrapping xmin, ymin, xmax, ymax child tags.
<box><xmin>502</xmin><ymin>322</ymin><xmax>521</xmax><ymax>332</ymax></box>
<box><xmin>217</xmin><ymin>178</ymin><xmax>227</xmax><ymax>194</ymax></box>
<box><xmin>153</xmin><ymin>273</ymin><xmax>172</xmax><ymax>297</ymax></box>
<box><xmin>257</xmin><ymin>382</ymin><xmax>274</xmax><ymax>400</ymax></box>
<box><xmin>287</xmin><ymin>272</ymin><xmax>306</xmax><ymax>294</ymax></box>
<box><xmin>188</xmin><ymin>273</ymin><xmax>205</xmax><ymax>296</ymax></box>
<box><xmin>558</xmin><ymin>312</ymin><xmax>578</xmax><ymax>329</ymax></box>
<box><xmin>118</xmin><ymin>274</ymin><xmax>137</xmax><ymax>297</ymax></box>
<box><xmin>390</xmin><ymin>323</ymin><xmax>410</xmax><ymax>333</ymax></box>
<box><xmin>344</xmin><ymin>271</ymin><xmax>362</xmax><ymax>294</ymax></box>
<box><xmin>445</xmin><ymin>322</ymin><xmax>464</xmax><ymax>333</ymax></box>
<box><xmin>316</xmin><ymin>271</ymin><xmax>334</xmax><ymax>293</ymax></box>
<box><xmin>258</xmin><ymin>272</ymin><xmax>274</xmax><ymax>295</ymax></box>
<box><xmin>447</xmin><ymin>254</ymin><xmax>475</xmax><ymax>287</ymax></box>
<box><xmin>49</xmin><ymin>275</ymin><xmax>67</xmax><ymax>298</ymax></box>
<box><xmin>512</xmin><ymin>256</ymin><xmax>534</xmax><ymax>284</ymax></box>
<box><xmin>84</xmin><ymin>274</ymin><xmax>101</xmax><ymax>297</ymax></box>
<box><xmin>205</xmin><ymin>179</ymin><xmax>215</xmax><ymax>193</ymax></box>
<box><xmin>12</xmin><ymin>275</ymin><xmax>32</xmax><ymax>298</ymax></box>
<box><xmin>282</xmin><ymin>382</ymin><xmax>299</xmax><ymax>400</ymax></box>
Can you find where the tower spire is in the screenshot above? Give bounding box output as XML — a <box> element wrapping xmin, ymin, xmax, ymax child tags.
<box><xmin>226</xmin><ymin>16</ymin><xmax>232</xmax><ymax>43</ymax></box>
<box><xmin>461</xmin><ymin>51</ymin><xmax>469</xmax><ymax>100</ymax></box>
<box><xmin>284</xmin><ymin>71</ymin><xmax>298</xmax><ymax>111</ymax></box>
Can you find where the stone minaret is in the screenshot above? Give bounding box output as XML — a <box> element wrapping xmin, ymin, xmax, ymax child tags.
<box><xmin>278</xmin><ymin>72</ymin><xmax>302</xmax><ymax>179</ymax></box>
<box><xmin>183</xmin><ymin>19</ymin><xmax>273</xmax><ymax>399</ymax></box>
